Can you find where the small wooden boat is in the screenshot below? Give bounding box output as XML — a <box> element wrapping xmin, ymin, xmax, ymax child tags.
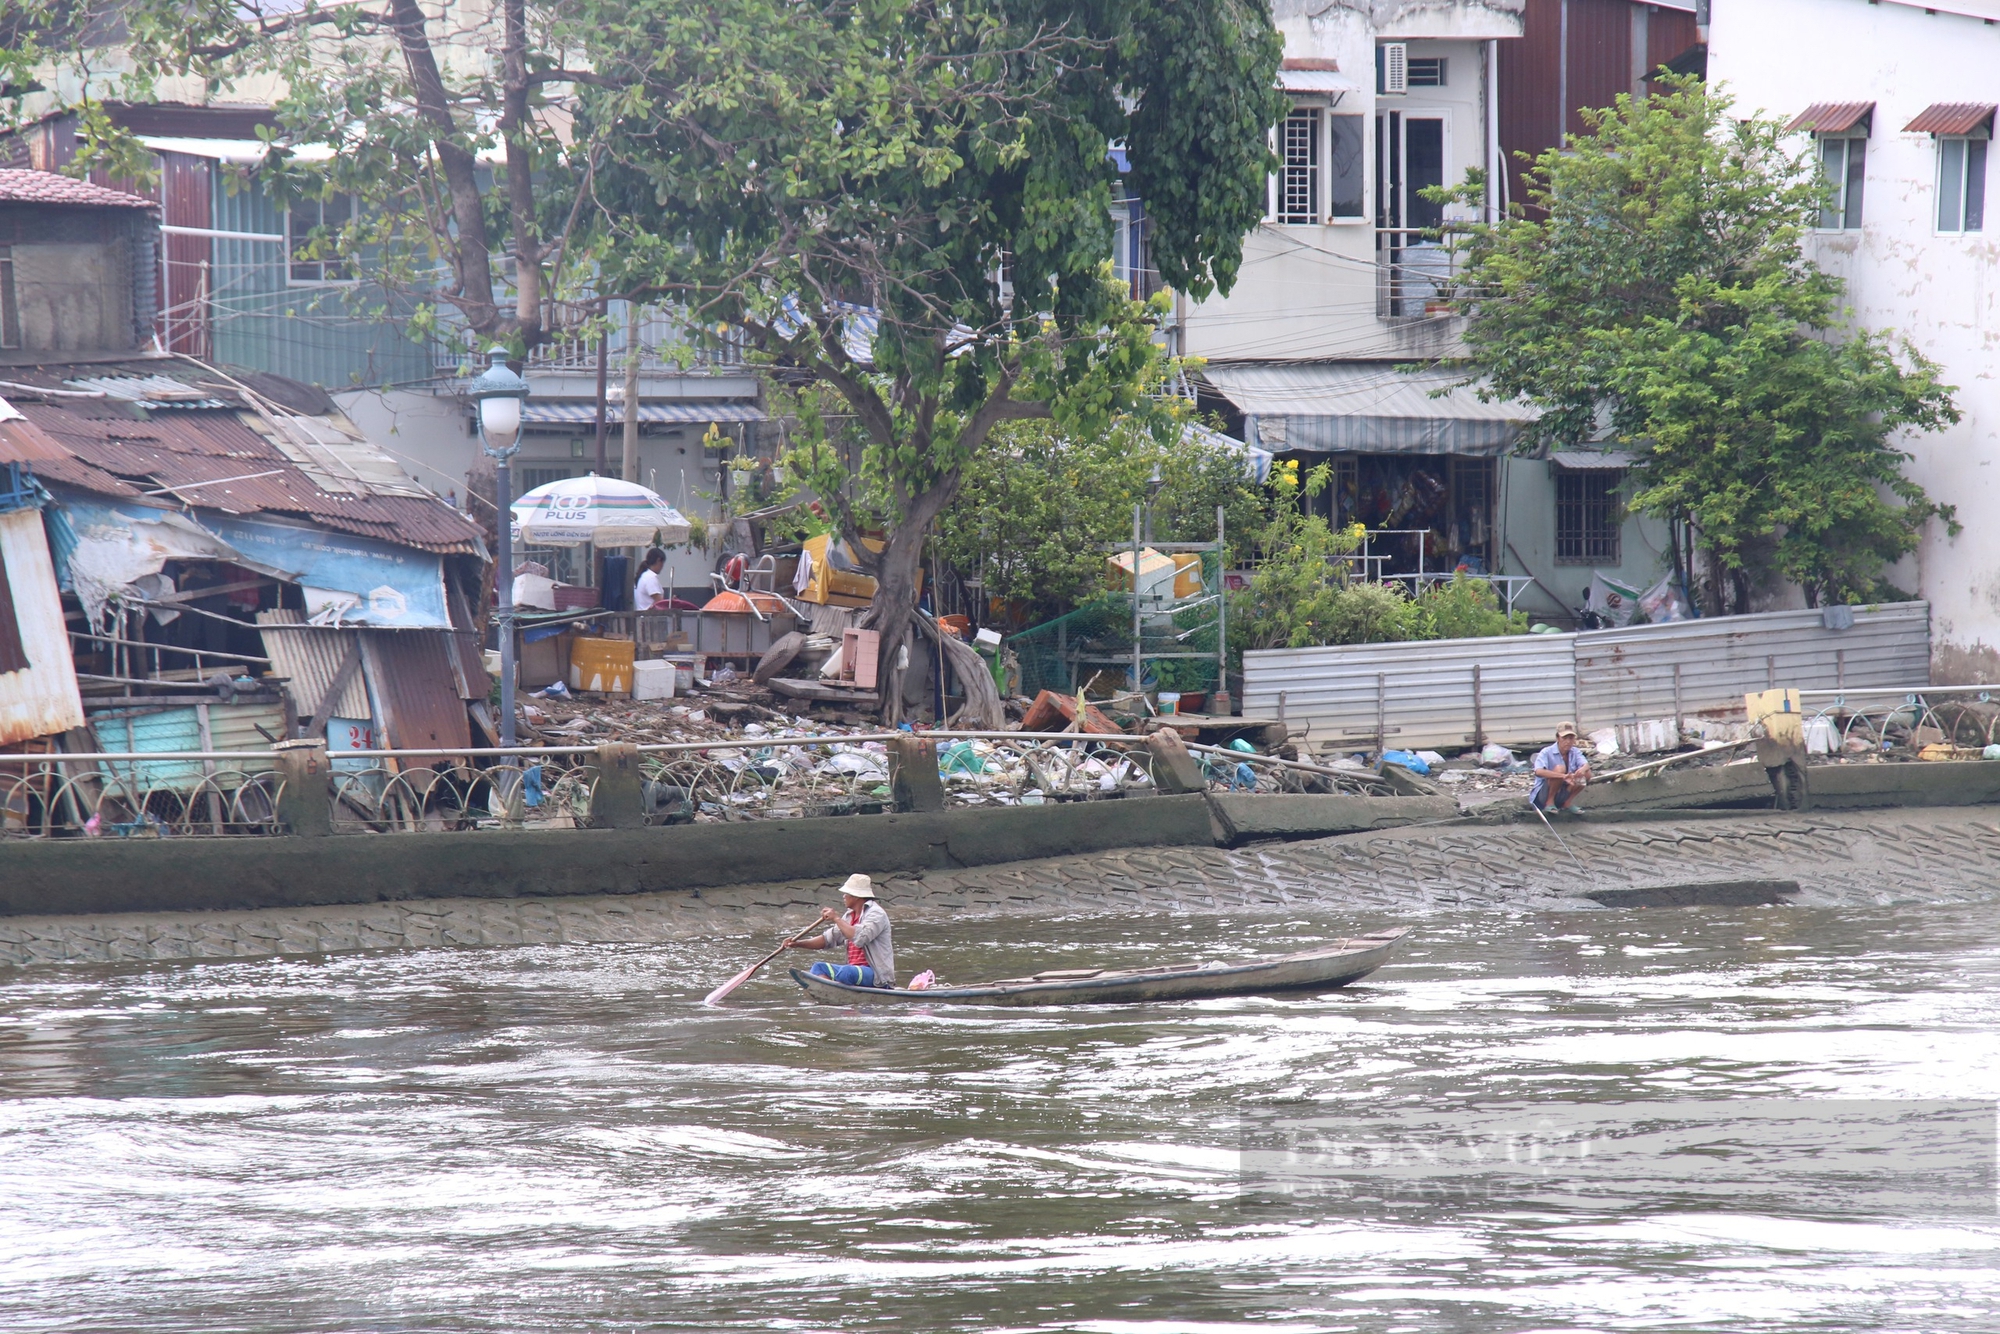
<box><xmin>790</xmin><ymin>927</ymin><xmax>1410</xmax><ymax>1007</ymax></box>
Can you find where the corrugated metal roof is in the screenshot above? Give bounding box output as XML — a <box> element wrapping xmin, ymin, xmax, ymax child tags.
<box><xmin>0</xmin><ymin>168</ymin><xmax>156</xmax><ymax>208</ymax></box>
<box><xmin>63</xmin><ymin>375</ymin><xmax>233</xmax><ymax>410</ymax></box>
<box><xmin>1200</xmin><ymin>363</ymin><xmax>1539</xmax><ymax>456</ymax></box>
<box><xmin>362</xmin><ymin>632</ymin><xmax>471</xmax><ymax>753</ymax></box>
<box><xmin>1279</xmin><ymin>68</ymin><xmax>1356</xmax><ymax>94</ymax></box>
<box><xmin>1786</xmin><ymin>102</ymin><xmax>1875</xmax><ymax>134</ymax></box>
<box><xmin>0</xmin><ymin>508</ymin><xmax>85</xmax><ymax>746</ymax></box>
<box><xmin>1904</xmin><ymin>103</ymin><xmax>1997</xmax><ymax>135</ymax></box>
<box><xmin>1550</xmin><ymin>449</ymin><xmax>1638</xmax><ymax>470</ymax></box>
<box><xmin>15</xmin><ymin>397</ymin><xmax>484</xmax><ymax>555</ymax></box>
<box><xmin>256</xmin><ymin>610</ymin><xmax>368</xmax><ymax>720</ymax></box>
<box><xmin>520</xmin><ymin>401</ymin><xmax>767</xmax><ymax>425</ymax></box>
<box><xmin>0</xmin><ymin>415</ymin><xmax>74</xmax><ymax>465</ymax></box>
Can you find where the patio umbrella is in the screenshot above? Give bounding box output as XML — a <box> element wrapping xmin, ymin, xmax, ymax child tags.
<box><xmin>510</xmin><ymin>473</ymin><xmax>691</xmax><ymax>547</ymax></box>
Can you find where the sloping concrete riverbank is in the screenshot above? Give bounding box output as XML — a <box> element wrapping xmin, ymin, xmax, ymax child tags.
<box><xmin>4</xmin><ymin>807</ymin><xmax>1998</xmax><ymax>968</ymax></box>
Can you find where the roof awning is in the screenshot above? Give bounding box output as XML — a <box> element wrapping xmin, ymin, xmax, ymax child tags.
<box><xmin>518</xmin><ymin>401</ymin><xmax>767</xmax><ymax>426</ymax></box>
<box><xmin>1904</xmin><ymin>103</ymin><xmax>1997</xmax><ymax>135</ymax></box>
<box><xmin>1278</xmin><ymin>59</ymin><xmax>1357</xmax><ymax>96</ymax></box>
<box><xmin>1550</xmin><ymin>449</ymin><xmax>1638</xmax><ymax>470</ymax></box>
<box><xmin>1199</xmin><ymin>362</ymin><xmax>1539</xmax><ymax>457</ymax></box>
<box><xmin>1786</xmin><ymin>102</ymin><xmax>1874</xmax><ymax>134</ymax></box>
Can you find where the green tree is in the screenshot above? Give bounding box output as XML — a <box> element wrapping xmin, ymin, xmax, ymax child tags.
<box><xmin>578</xmin><ymin>0</ymin><xmax>1284</xmax><ymax>718</ymax></box>
<box><xmin>1450</xmin><ymin>78</ymin><xmax>1958</xmax><ymax>612</ymax></box>
<box><xmin>932</xmin><ymin>417</ymin><xmax>1263</xmax><ymax>626</ymax></box>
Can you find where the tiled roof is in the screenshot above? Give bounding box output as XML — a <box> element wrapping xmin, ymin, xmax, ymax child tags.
<box><xmin>0</xmin><ymin>169</ymin><xmax>156</xmax><ymax>209</ymax></box>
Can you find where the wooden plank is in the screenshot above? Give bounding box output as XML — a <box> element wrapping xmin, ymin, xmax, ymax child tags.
<box><xmin>768</xmin><ymin>677</ymin><xmax>881</xmax><ymax>704</ymax></box>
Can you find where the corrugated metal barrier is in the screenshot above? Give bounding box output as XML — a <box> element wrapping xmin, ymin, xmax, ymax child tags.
<box><xmin>1574</xmin><ymin>603</ymin><xmax>1930</xmax><ymax>728</ymax></box>
<box><xmin>1241</xmin><ymin>633</ymin><xmax>1575</xmax><ymax>751</ymax></box>
<box><xmin>1243</xmin><ymin>602</ymin><xmax>1931</xmax><ymax>751</ymax></box>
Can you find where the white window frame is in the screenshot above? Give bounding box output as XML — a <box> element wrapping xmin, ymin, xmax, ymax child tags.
<box><xmin>1275</xmin><ymin>105</ymin><xmax>1323</xmax><ymax>225</ymax></box>
<box><xmin>1815</xmin><ymin>133</ymin><xmax>1867</xmax><ymax>231</ymax></box>
<box><xmin>1936</xmin><ymin>133</ymin><xmax>1988</xmax><ymax>235</ymax></box>
<box><xmin>1328</xmin><ymin>112</ymin><xmax>1368</xmax><ymax>224</ymax></box>
<box><xmin>286</xmin><ymin>194</ymin><xmax>358</xmax><ymax>286</ymax></box>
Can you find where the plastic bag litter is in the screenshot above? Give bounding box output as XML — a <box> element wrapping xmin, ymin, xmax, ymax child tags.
<box><xmin>1381</xmin><ymin>749</ymin><xmax>1430</xmax><ymax>775</ymax></box>
<box><xmin>1415</xmin><ymin>750</ymin><xmax>1446</xmax><ymax>767</ymax></box>
<box><xmin>1478</xmin><ymin>743</ymin><xmax>1515</xmax><ymax>767</ymax></box>
<box><xmin>939</xmin><ymin>741</ymin><xmax>986</xmax><ymax>775</ymax></box>
<box><xmin>534</xmin><ymin>681</ymin><xmax>571</xmax><ymax>699</ymax></box>
<box><xmin>823</xmin><ymin>753</ymin><xmax>889</xmax><ymax>781</ymax></box>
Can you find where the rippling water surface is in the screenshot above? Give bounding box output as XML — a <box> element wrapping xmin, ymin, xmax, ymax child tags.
<box><xmin>1</xmin><ymin>901</ymin><xmax>1998</xmax><ymax>1332</ymax></box>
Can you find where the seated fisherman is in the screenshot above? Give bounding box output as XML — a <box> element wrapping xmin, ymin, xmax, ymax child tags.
<box><xmin>788</xmin><ymin>873</ymin><xmax>895</xmax><ymax>987</ymax></box>
<box><xmin>1530</xmin><ymin>720</ymin><xmax>1591</xmax><ymax>811</ymax></box>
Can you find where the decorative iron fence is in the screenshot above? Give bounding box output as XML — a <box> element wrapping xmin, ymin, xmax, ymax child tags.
<box><xmin>0</xmin><ymin>732</ymin><xmax>1396</xmax><ymax>841</ymax></box>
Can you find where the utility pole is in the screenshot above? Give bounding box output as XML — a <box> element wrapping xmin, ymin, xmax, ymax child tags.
<box><xmin>621</xmin><ymin>302</ymin><xmax>640</xmax><ymax>483</ymax></box>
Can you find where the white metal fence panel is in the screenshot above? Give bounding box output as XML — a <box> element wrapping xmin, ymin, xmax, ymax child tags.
<box><xmin>1242</xmin><ymin>602</ymin><xmax>1931</xmax><ymax>752</ymax></box>
<box><xmin>1243</xmin><ymin>634</ymin><xmax>1577</xmax><ymax>750</ymax></box>
<box><xmin>1573</xmin><ymin>602</ymin><xmax>1929</xmax><ymax>728</ymax></box>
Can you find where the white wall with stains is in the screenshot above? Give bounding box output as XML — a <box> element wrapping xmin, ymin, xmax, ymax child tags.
<box><xmin>1711</xmin><ymin>0</ymin><xmax>2000</xmax><ymax>681</ymax></box>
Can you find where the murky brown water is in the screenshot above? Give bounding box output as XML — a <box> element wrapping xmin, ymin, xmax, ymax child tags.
<box><xmin>0</xmin><ymin>900</ymin><xmax>1996</xmax><ymax>1332</ymax></box>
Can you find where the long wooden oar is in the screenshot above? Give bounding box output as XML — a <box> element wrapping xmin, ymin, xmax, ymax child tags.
<box><xmin>704</xmin><ymin>918</ymin><xmax>826</xmax><ymax>1006</ymax></box>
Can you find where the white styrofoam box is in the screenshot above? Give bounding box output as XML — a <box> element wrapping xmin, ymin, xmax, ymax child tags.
<box><xmin>632</xmin><ymin>659</ymin><xmax>676</xmax><ymax>701</ymax></box>
<box><xmin>513</xmin><ymin>572</ymin><xmax>558</xmax><ymax>611</ymax></box>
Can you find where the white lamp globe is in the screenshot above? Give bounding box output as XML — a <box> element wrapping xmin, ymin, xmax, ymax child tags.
<box><xmin>478</xmin><ymin>393</ymin><xmax>523</xmax><ymax>451</ymax></box>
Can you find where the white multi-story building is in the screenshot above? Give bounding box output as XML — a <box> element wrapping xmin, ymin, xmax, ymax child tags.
<box><xmin>1180</xmin><ymin>0</ymin><xmax>1679</xmax><ymax>622</ymax></box>
<box><xmin>1710</xmin><ymin>0</ymin><xmax>2000</xmax><ymax>678</ymax></box>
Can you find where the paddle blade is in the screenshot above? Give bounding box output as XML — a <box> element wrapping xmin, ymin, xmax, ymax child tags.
<box><xmin>703</xmin><ymin>963</ymin><xmax>764</xmax><ymax>1007</ymax></box>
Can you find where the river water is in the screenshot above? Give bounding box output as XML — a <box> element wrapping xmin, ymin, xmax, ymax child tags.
<box><xmin>1</xmin><ymin>899</ymin><xmax>1997</xmax><ymax>1333</ymax></box>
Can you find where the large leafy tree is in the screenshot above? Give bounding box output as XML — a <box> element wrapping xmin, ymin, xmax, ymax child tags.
<box><xmin>4</xmin><ymin>0</ymin><xmax>593</xmax><ymax>352</ymax></box>
<box><xmin>580</xmin><ymin>0</ymin><xmax>1284</xmax><ymax>717</ymax></box>
<box><xmin>1451</xmin><ymin>78</ymin><xmax>1958</xmax><ymax>613</ymax></box>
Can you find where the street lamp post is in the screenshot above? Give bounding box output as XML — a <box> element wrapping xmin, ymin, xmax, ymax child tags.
<box><xmin>469</xmin><ymin>347</ymin><xmax>530</xmax><ymax>746</ymax></box>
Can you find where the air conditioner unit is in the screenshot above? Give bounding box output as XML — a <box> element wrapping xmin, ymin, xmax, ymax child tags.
<box><xmin>1380</xmin><ymin>42</ymin><xmax>1408</xmax><ymax>95</ymax></box>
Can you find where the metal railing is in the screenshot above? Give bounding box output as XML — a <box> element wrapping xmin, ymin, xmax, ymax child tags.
<box><xmin>0</xmin><ymin>730</ymin><xmax>1399</xmax><ymax>840</ymax></box>
<box><xmin>432</xmin><ymin>300</ymin><xmax>748</xmax><ymax>376</ymax></box>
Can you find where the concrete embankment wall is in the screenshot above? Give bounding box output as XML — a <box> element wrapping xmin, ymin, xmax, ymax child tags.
<box><xmin>6</xmin><ymin>761</ymin><xmax>1996</xmax><ymax>924</ymax></box>
<box><xmin>0</xmin><ymin>791</ymin><xmax>1468</xmax><ymax>921</ymax></box>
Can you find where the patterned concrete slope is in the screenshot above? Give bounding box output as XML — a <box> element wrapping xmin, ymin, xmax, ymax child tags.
<box><xmin>0</xmin><ymin>808</ymin><xmax>1995</xmax><ymax>968</ymax></box>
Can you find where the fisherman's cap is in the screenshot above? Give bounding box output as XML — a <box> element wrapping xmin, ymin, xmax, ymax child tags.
<box><xmin>1556</xmin><ymin>720</ymin><xmax>1578</xmax><ymax>738</ymax></box>
<box><xmin>839</xmin><ymin>873</ymin><xmax>877</xmax><ymax>900</ymax></box>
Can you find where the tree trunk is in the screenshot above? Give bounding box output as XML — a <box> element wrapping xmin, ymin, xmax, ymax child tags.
<box><xmin>388</xmin><ymin>0</ymin><xmax>503</xmax><ymax>339</ymax></box>
<box><xmin>1668</xmin><ymin>513</ymin><xmax>1690</xmax><ymax>611</ymax></box>
<box><xmin>865</xmin><ymin>530</ymin><xmax>928</xmax><ymax>724</ymax></box>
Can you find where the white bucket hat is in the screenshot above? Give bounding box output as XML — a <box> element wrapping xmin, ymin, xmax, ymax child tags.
<box><xmin>838</xmin><ymin>873</ymin><xmax>877</xmax><ymax>900</ymax></box>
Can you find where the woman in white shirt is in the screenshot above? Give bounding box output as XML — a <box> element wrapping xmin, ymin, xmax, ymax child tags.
<box><xmin>633</xmin><ymin>548</ymin><xmax>667</xmax><ymax>610</ymax></box>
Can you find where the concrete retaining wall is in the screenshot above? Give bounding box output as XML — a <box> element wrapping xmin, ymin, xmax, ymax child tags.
<box><xmin>1207</xmin><ymin>794</ymin><xmax>1458</xmax><ymax>845</ymax></box>
<box><xmin>0</xmin><ymin>796</ymin><xmax>1218</xmax><ymax>919</ymax></box>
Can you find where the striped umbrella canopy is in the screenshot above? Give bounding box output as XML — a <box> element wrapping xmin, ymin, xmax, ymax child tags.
<box><xmin>510</xmin><ymin>473</ymin><xmax>691</xmax><ymax>548</ymax></box>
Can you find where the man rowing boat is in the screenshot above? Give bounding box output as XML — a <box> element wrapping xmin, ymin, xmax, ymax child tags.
<box><xmin>787</xmin><ymin>873</ymin><xmax>895</xmax><ymax>988</ymax></box>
